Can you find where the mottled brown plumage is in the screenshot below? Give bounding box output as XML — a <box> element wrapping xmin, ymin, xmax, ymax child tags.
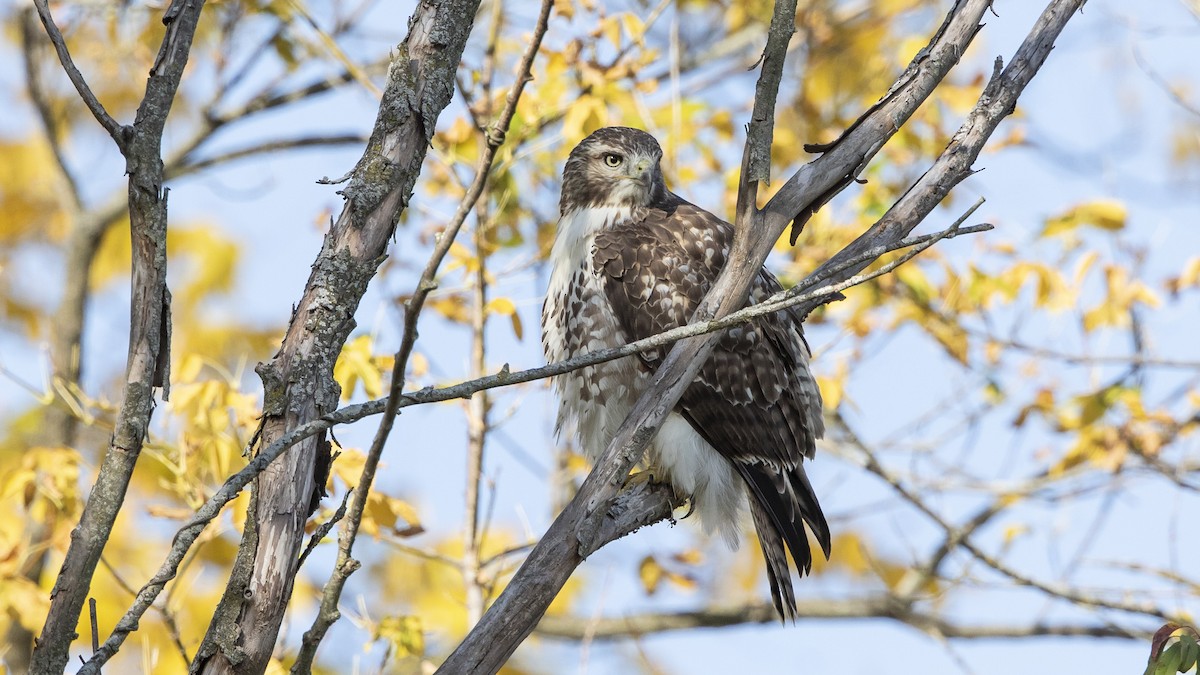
<box><xmin>542</xmin><ymin>127</ymin><xmax>829</xmax><ymax>619</ymax></box>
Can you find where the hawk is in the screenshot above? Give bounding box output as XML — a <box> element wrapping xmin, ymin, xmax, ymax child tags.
<box><xmin>541</xmin><ymin>126</ymin><xmax>830</xmax><ymax>618</ymax></box>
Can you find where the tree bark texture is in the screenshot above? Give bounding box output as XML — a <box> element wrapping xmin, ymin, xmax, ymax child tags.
<box><xmin>191</xmin><ymin>2</ymin><xmax>482</xmax><ymax>673</ymax></box>
<box><xmin>29</xmin><ymin>0</ymin><xmax>206</xmax><ymax>670</ymax></box>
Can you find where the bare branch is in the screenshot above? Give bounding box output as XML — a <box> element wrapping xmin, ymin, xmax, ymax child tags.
<box><xmin>852</xmin><ymin>436</ymin><xmax>1178</xmax><ymax>623</ymax></box>
<box><xmin>534</xmin><ymin>599</ymin><xmax>1145</xmax><ymax>642</ymax></box>
<box><xmin>31</xmin><ymin>0</ymin><xmax>209</xmax><ymax>670</ymax></box>
<box><xmin>737</xmin><ymin>0</ymin><xmax>797</xmax><ymax>209</ymax></box>
<box><xmin>187</xmin><ymin>2</ymin><xmax>486</xmax><ymax>672</ymax></box>
<box><xmin>93</xmin><ymin>217</ymin><xmax>988</xmax><ymax>668</ymax></box>
<box><xmin>297</xmin><ymin>488</ymin><xmax>353</xmax><ymax>570</ymax></box>
<box><xmin>437</xmin><ymin>1</ymin><xmax>1008</xmax><ymax>670</ymax></box>
<box><xmin>292</xmin><ymin>0</ymin><xmax>556</xmax><ymax>667</ymax></box>
<box><xmin>168</xmin><ymin>134</ymin><xmax>368</xmax><ymax>179</ymax></box>
<box><xmin>20</xmin><ymin>8</ymin><xmax>81</xmax><ymax>209</ymax></box>
<box><xmin>31</xmin><ymin>0</ymin><xmax>124</xmax><ymax>144</ymax></box>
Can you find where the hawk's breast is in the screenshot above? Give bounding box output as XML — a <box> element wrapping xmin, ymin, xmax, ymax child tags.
<box><xmin>540</xmin><ymin>205</ymin><xmax>744</xmax><ymax>547</ymax></box>
<box><xmin>542</xmin><ymin>206</ymin><xmax>649</xmax><ymax>461</ymax></box>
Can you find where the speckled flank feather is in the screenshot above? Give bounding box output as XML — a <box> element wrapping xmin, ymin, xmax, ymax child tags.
<box><xmin>541</xmin><ymin>127</ymin><xmax>829</xmax><ymax>620</ymax></box>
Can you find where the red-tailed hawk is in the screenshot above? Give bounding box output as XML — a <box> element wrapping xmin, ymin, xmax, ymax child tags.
<box><xmin>541</xmin><ymin>126</ymin><xmax>830</xmax><ymax>618</ymax></box>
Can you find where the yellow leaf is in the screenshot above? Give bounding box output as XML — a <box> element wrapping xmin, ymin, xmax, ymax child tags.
<box><xmin>0</xmin><ymin>577</ymin><xmax>51</xmax><ymax>633</ymax></box>
<box><xmin>361</xmin><ymin>493</ymin><xmax>423</xmax><ymax>538</ymax></box>
<box><xmin>485</xmin><ymin>297</ymin><xmax>516</xmax><ymax>316</ymax></box>
<box><xmin>600</xmin><ymin>16</ymin><xmax>621</xmax><ymax>48</ymax></box>
<box><xmin>638</xmin><ymin>555</ymin><xmax>663</xmax><ymax>595</ymax></box>
<box><xmin>330</xmin><ymin>448</ymin><xmax>368</xmax><ymax>490</ymax></box>
<box><xmin>553</xmin><ymin>0</ymin><xmax>574</xmax><ymax>20</ymax></box>
<box><xmin>1042</xmin><ymin>199</ymin><xmax>1127</xmax><ymax>237</ymax></box>
<box><xmin>561</xmin><ymin>96</ymin><xmax>606</xmax><ymax>145</ymax></box>
<box><xmin>927</xmin><ymin>317</ymin><xmax>969</xmax><ymax>365</ymax></box>
<box><xmin>620</xmin><ymin>13</ymin><xmax>645</xmax><ymax>46</ymax></box>
<box><xmin>895</xmin><ymin>264</ymin><xmax>934</xmax><ymax>304</ymax></box>
<box><xmin>429</xmin><ymin>295</ymin><xmax>471</xmax><ymax>324</ymax></box>
<box><xmin>664</xmin><ymin>569</ymin><xmax>698</xmax><ymax>591</ymax></box>
<box><xmin>375</xmin><ymin>615</ymin><xmax>425</xmax><ymax>659</ymax></box>
<box><xmin>1002</xmin><ymin>524</ymin><xmax>1028</xmax><ymax>546</ymax></box>
<box><xmin>1166</xmin><ymin>256</ymin><xmax>1200</xmax><ymax>295</ymax></box>
<box><xmin>333</xmin><ymin>335</ymin><xmax>385</xmax><ymax>400</ymax></box>
<box><xmin>564</xmin><ymin>451</ymin><xmax>590</xmax><ymax>475</ymax></box>
<box><xmin>487</xmin><ymin>297</ymin><xmax>526</xmax><ymax>341</ymax></box>
<box><xmin>816</xmin><ymin>360</ymin><xmax>848</xmax><ymax>411</ymax></box>
<box><xmin>176</xmin><ymin>353</ymin><xmax>205</xmax><ymax>384</ymax></box>
<box><xmin>409</xmin><ymin>352</ymin><xmax>429</xmax><ymax>378</ymax></box>
<box><xmin>984</xmin><ymin>340</ymin><xmax>1002</xmax><ymax>365</ymax></box>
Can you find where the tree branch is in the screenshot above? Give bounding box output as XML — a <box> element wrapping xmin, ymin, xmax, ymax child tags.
<box><xmin>20</xmin><ymin>8</ymin><xmax>81</xmax><ymax>209</ymax></box>
<box><xmin>187</xmin><ymin>2</ymin><xmax>485</xmax><ymax>673</ymax></box>
<box><xmin>291</xmin><ymin>1</ymin><xmax>555</xmax><ymax>667</ymax></box>
<box><xmin>534</xmin><ymin>599</ymin><xmax>1145</xmax><ymax>642</ymax></box>
<box><xmin>31</xmin><ymin>0</ymin><xmax>208</xmax><ymax>670</ymax></box>
<box><xmin>438</xmin><ymin>0</ymin><xmax>1096</xmax><ymax>670</ymax></box>
<box><xmin>30</xmin><ymin>0</ymin><xmax>124</xmax><ymax>145</ymax></box>
<box><xmin>93</xmin><ymin>216</ymin><xmax>988</xmax><ymax>668</ymax></box>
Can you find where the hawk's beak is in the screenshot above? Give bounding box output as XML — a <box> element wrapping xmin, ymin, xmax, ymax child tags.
<box><xmin>626</xmin><ymin>159</ymin><xmax>651</xmax><ymax>184</ymax></box>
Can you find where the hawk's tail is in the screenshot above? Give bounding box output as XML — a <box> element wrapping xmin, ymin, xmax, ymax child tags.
<box><xmin>740</xmin><ymin>463</ymin><xmax>831</xmax><ymax>621</ymax></box>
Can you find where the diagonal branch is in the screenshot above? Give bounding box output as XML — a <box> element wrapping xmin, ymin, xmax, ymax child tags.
<box><xmin>93</xmin><ymin>216</ymin><xmax>989</xmax><ymax>665</ymax></box>
<box><xmin>31</xmin><ymin>0</ymin><xmax>209</xmax><ymax>671</ymax></box>
<box><xmin>437</xmin><ymin>0</ymin><xmax>1006</xmax><ymax>671</ymax></box>
<box><xmin>31</xmin><ymin>0</ymin><xmax>124</xmax><ymax>145</ymax></box>
<box><xmin>188</xmin><ymin>2</ymin><xmax>485</xmax><ymax>673</ymax></box>
<box><xmin>290</xmin><ymin>0</ymin><xmax>556</xmax><ymax>668</ymax></box>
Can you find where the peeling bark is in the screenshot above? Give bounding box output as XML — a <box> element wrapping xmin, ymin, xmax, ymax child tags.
<box><xmin>191</xmin><ymin>2</ymin><xmax>483</xmax><ymax>673</ymax></box>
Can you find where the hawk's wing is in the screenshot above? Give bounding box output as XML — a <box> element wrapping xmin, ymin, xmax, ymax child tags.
<box><xmin>594</xmin><ymin>199</ymin><xmax>831</xmax><ymax>619</ymax></box>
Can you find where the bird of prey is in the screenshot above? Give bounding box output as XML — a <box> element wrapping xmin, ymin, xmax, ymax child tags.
<box><xmin>541</xmin><ymin>126</ymin><xmax>830</xmax><ymax>618</ymax></box>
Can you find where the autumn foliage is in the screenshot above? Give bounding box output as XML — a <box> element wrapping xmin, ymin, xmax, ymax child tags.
<box><xmin>1</xmin><ymin>1</ymin><xmax>1198</xmax><ymax>673</ymax></box>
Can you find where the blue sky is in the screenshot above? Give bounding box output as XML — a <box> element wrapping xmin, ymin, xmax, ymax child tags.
<box><xmin>2</xmin><ymin>1</ymin><xmax>1199</xmax><ymax>673</ymax></box>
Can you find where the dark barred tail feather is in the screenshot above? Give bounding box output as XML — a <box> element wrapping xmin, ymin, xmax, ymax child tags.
<box><xmin>740</xmin><ymin>462</ymin><xmax>831</xmax><ymax>620</ymax></box>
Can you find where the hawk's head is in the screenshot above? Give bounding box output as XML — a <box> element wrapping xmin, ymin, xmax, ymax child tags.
<box><xmin>560</xmin><ymin>127</ymin><xmax>669</xmax><ymax>214</ymax></box>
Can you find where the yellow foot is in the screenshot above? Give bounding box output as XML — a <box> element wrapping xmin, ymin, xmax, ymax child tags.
<box><xmin>678</xmin><ymin>496</ymin><xmax>696</xmax><ymax>520</ymax></box>
<box><xmin>630</xmin><ymin>469</ymin><xmax>657</xmax><ymax>483</ymax></box>
<box><xmin>627</xmin><ymin>471</ymin><xmax>693</xmax><ymax>519</ymax></box>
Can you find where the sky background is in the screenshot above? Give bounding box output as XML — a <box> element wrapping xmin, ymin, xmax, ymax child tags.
<box><xmin>2</xmin><ymin>0</ymin><xmax>1200</xmax><ymax>673</ymax></box>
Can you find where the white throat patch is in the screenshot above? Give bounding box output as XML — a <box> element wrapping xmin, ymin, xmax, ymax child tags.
<box><xmin>547</xmin><ymin>206</ymin><xmax>633</xmax><ymax>297</ymax></box>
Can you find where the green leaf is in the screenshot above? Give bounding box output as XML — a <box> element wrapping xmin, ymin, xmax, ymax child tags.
<box><xmin>1179</xmin><ymin>635</ymin><xmax>1199</xmax><ymax>673</ymax></box>
<box><xmin>1156</xmin><ymin>642</ymin><xmax>1184</xmax><ymax>675</ymax></box>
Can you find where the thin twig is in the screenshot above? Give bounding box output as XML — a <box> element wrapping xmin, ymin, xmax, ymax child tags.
<box><xmin>171</xmin><ymin>134</ymin><xmax>367</xmax><ymax>178</ymax></box>
<box><xmin>297</xmin><ymin>488</ymin><xmax>354</xmax><ymax>569</ymax></box>
<box><xmin>88</xmin><ymin>598</ymin><xmax>98</xmax><ymax>654</ymax></box>
<box><xmin>462</xmin><ymin>0</ymin><xmax>505</xmax><ymax>631</ymax></box>
<box><xmin>854</xmin><ymin>442</ymin><xmax>1177</xmax><ymax>622</ymax></box>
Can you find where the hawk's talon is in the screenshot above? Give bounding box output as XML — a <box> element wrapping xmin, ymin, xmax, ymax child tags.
<box><xmin>625</xmin><ymin>470</ymin><xmax>658</xmax><ymax>488</ymax></box>
<box><xmin>678</xmin><ymin>496</ymin><xmax>696</xmax><ymax>520</ymax></box>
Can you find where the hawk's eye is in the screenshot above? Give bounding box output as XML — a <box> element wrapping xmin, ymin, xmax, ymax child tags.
<box><xmin>603</xmin><ymin>153</ymin><xmax>623</xmax><ymax>168</ymax></box>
